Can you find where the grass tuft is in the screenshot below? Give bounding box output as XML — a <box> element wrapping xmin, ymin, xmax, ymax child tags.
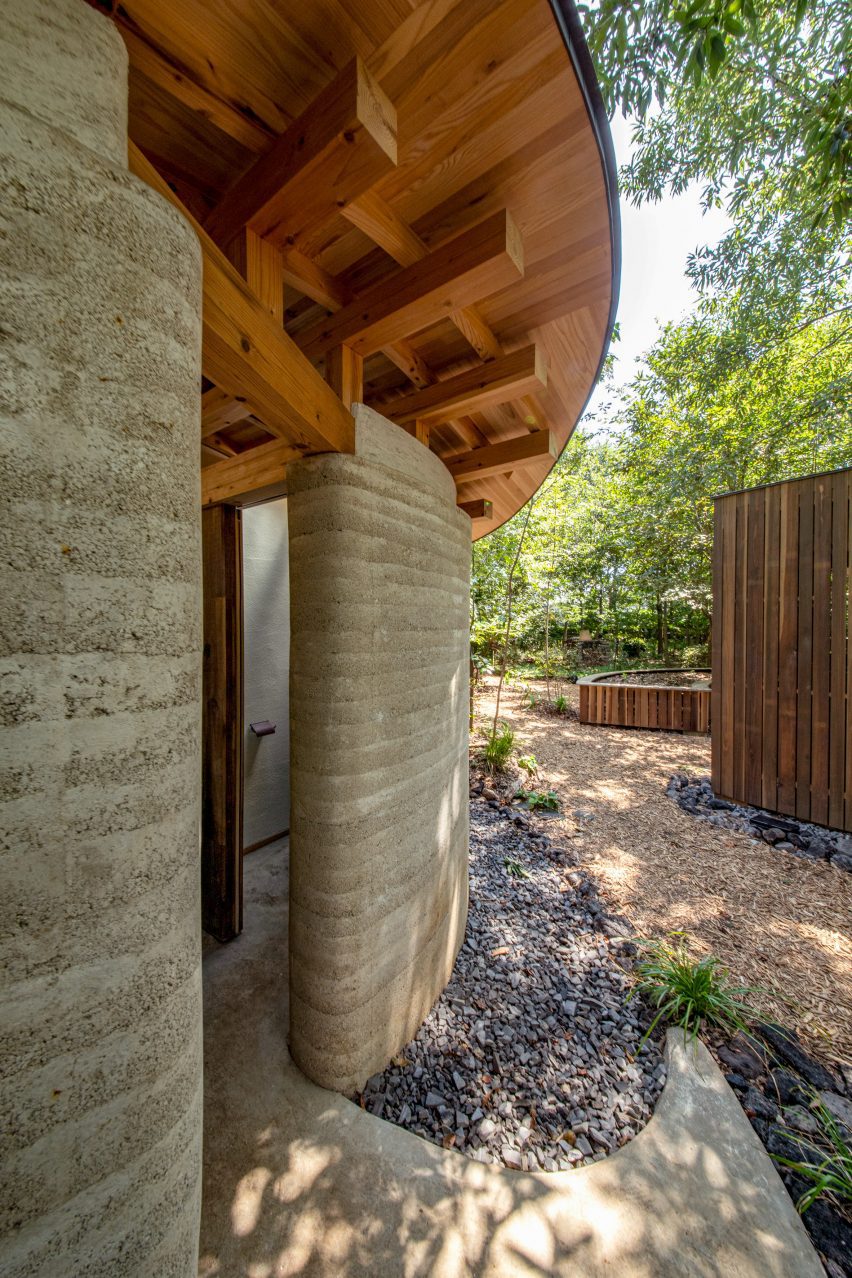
<box><xmin>773</xmin><ymin>1097</ymin><xmax>852</xmax><ymax>1214</ymax></box>
<box><xmin>484</xmin><ymin>722</ymin><xmax>515</xmax><ymax>772</ymax></box>
<box><xmin>629</xmin><ymin>934</ymin><xmax>762</xmax><ymax>1044</ymax></box>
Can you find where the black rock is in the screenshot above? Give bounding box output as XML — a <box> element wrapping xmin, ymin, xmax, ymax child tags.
<box><xmin>724</xmin><ymin>1072</ymin><xmax>748</xmax><ymax>1092</ymax></box>
<box><xmin>830</xmin><ymin>853</ymin><xmax>852</xmax><ymax>873</ymax></box>
<box><xmin>802</xmin><ymin>1198</ymin><xmax>852</xmax><ymax>1272</ymax></box>
<box><xmin>742</xmin><ymin>1085</ymin><xmax>778</xmax><ymax>1121</ymax></box>
<box><xmin>716</xmin><ymin>1033</ymin><xmax>767</xmax><ymax>1080</ymax></box>
<box><xmin>768</xmin><ymin>1069</ymin><xmax>807</xmax><ymax>1107</ymax></box>
<box><xmin>758</xmin><ymin>1023</ymin><xmax>841</xmax><ymax>1092</ymax></box>
<box><xmin>765</xmin><ymin>1125</ymin><xmax>806</xmax><ymax>1165</ymax></box>
<box><xmin>708</xmin><ymin>797</ymin><xmax>735</xmax><ymax>811</ymax></box>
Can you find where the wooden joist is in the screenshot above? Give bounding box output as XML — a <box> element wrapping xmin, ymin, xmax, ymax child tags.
<box><xmin>458</xmin><ymin>498</ymin><xmax>493</xmax><ymax>520</ymax></box>
<box><xmin>201</xmin><ymin>437</ymin><xmax>299</xmax><ymax>507</ymax></box>
<box><xmin>447</xmin><ymin>429</ymin><xmax>556</xmax><ymax>484</ymax></box>
<box><xmin>205</xmin><ymin>57</ymin><xmax>397</xmax><ymax>252</ymax></box>
<box><xmin>201</xmin><ymin>387</ymin><xmax>253</xmax><ymax>439</ymax></box>
<box><xmin>128</xmin><ymin>142</ymin><xmax>355</xmax><ymax>460</ymax></box>
<box><xmin>384</xmin><ymin>345</ymin><xmax>546</xmax><ymax>428</ymax></box>
<box><xmin>296</xmin><ymin>209</ymin><xmax>524</xmax><ymax>361</ymax></box>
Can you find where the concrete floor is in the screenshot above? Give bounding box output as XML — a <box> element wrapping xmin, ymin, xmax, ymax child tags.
<box><xmin>199</xmin><ymin>839</ymin><xmax>822</xmax><ymax>1278</ymax></box>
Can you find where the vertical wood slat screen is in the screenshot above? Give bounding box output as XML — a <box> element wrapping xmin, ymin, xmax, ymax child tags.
<box><xmin>711</xmin><ymin>469</ymin><xmax>852</xmax><ymax>833</ymax></box>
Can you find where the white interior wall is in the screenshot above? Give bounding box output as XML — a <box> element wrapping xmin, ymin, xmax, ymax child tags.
<box><xmin>242</xmin><ymin>499</ymin><xmax>290</xmax><ymax>849</ymax></box>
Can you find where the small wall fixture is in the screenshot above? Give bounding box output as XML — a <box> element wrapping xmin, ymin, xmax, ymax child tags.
<box><xmin>249</xmin><ymin>720</ymin><xmax>276</xmax><ymax>737</ymax></box>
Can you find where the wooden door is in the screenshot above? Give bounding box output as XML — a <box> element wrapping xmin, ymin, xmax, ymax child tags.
<box><xmin>201</xmin><ymin>505</ymin><xmax>244</xmax><ymax>940</ymax></box>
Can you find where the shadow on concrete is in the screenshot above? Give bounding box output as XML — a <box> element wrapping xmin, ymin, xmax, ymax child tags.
<box><xmin>198</xmin><ymin>840</ymin><xmax>820</xmax><ymax>1277</ymax></box>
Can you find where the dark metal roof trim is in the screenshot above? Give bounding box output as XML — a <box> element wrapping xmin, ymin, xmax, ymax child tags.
<box><xmin>546</xmin><ymin>0</ymin><xmax>621</xmax><ymax>445</ymax></box>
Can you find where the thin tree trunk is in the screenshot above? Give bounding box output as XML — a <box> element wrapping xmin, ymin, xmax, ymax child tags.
<box><xmin>492</xmin><ymin>500</ymin><xmax>536</xmax><ymax>737</ymax></box>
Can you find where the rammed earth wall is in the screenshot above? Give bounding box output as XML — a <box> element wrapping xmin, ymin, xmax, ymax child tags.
<box><xmin>0</xmin><ymin>1</ymin><xmax>203</xmax><ymax>1273</ymax></box>
<box><xmin>287</xmin><ymin>405</ymin><xmax>471</xmax><ymax>1092</ymax></box>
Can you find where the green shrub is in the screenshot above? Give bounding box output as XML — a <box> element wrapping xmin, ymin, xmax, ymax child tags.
<box><xmin>517</xmin><ymin>753</ymin><xmax>538</xmax><ymax>775</ymax></box>
<box><xmin>629</xmin><ymin>934</ymin><xmax>761</xmax><ymax>1044</ymax></box>
<box><xmin>519</xmin><ymin>788</ymin><xmax>560</xmax><ymax>811</ymax></box>
<box><xmin>554</xmin><ymin>694</ymin><xmax>567</xmax><ymax>713</ymax></box>
<box><xmin>522</xmin><ymin>685</ymin><xmax>539</xmax><ymax>708</ymax></box>
<box><xmin>484</xmin><ymin>722</ymin><xmax>515</xmax><ymax>772</ymax></box>
<box><xmin>503</xmin><ymin>857</ymin><xmax>529</xmax><ymax>879</ymax></box>
<box><xmin>773</xmin><ymin>1097</ymin><xmax>852</xmax><ymax>1214</ymax></box>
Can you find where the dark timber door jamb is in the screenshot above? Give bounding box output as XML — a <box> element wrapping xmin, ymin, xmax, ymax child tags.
<box><xmin>201</xmin><ymin>504</ymin><xmax>244</xmax><ymax>941</ymax></box>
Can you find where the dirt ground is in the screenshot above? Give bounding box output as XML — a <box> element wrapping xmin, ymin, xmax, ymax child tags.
<box><xmin>475</xmin><ymin>676</ymin><xmax>852</xmax><ymax>1069</ymax></box>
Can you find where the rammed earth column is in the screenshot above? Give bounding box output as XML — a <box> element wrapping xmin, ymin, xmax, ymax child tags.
<box><xmin>0</xmin><ymin>1</ymin><xmax>203</xmax><ymax>1274</ymax></box>
<box><xmin>288</xmin><ymin>405</ymin><xmax>471</xmax><ymax>1092</ymax></box>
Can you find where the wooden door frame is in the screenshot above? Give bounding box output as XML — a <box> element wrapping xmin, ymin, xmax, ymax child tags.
<box><xmin>201</xmin><ymin>504</ymin><xmax>244</xmax><ymax>941</ymax></box>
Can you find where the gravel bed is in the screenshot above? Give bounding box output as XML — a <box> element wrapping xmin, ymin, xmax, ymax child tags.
<box><xmin>355</xmin><ymin>799</ymin><xmax>666</xmax><ymax>1172</ymax></box>
<box><xmin>669</xmin><ymin>772</ymin><xmax>852</xmax><ymax>875</ymax></box>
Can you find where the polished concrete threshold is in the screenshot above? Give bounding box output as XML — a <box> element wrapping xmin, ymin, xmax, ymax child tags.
<box><xmin>199</xmin><ymin>840</ymin><xmax>821</xmax><ymax>1277</ymax></box>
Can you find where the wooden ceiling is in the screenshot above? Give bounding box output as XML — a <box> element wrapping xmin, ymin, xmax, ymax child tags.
<box><xmin>92</xmin><ymin>0</ymin><xmax>617</xmax><ymax>538</ymax></box>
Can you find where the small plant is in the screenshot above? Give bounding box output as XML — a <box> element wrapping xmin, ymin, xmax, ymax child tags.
<box><xmin>519</xmin><ymin>788</ymin><xmax>560</xmax><ymax>812</ymax></box>
<box><xmin>773</xmin><ymin>1097</ymin><xmax>852</xmax><ymax>1214</ymax></box>
<box><xmin>484</xmin><ymin>722</ymin><xmax>515</xmax><ymax>772</ymax></box>
<box><xmin>517</xmin><ymin>753</ymin><xmax>538</xmax><ymax>776</ymax></box>
<box><xmin>629</xmin><ymin>934</ymin><xmax>762</xmax><ymax>1044</ymax></box>
<box><xmin>554</xmin><ymin>694</ymin><xmax>567</xmax><ymax>713</ymax></box>
<box><xmin>522</xmin><ymin>685</ymin><xmax>539</xmax><ymax>708</ymax></box>
<box><xmin>503</xmin><ymin>857</ymin><xmax>529</xmax><ymax>879</ymax></box>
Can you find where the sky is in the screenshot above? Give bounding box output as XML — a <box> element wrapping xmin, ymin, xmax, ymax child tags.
<box><xmin>584</xmin><ymin>113</ymin><xmax>731</xmax><ymax>423</ymax></box>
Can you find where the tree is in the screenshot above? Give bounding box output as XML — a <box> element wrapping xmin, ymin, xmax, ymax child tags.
<box><xmin>579</xmin><ymin>2</ymin><xmax>851</xmax><ymax>350</ymax></box>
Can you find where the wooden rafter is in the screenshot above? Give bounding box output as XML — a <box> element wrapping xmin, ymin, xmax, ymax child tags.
<box><xmin>447</xmin><ymin>429</ymin><xmax>556</xmax><ymax>484</ymax></box>
<box><xmin>201</xmin><ymin>387</ymin><xmax>253</xmax><ymax>439</ymax></box>
<box><xmin>296</xmin><ymin>209</ymin><xmax>524</xmax><ymax>361</ymax></box>
<box><xmin>128</xmin><ymin>142</ymin><xmax>355</xmax><ymax>460</ymax></box>
<box><xmin>457</xmin><ymin>498</ymin><xmax>493</xmax><ymax>520</ymax></box>
<box><xmin>383</xmin><ymin>345</ymin><xmax>546</xmax><ymax>429</ymax></box>
<box><xmin>205</xmin><ymin>57</ymin><xmax>397</xmax><ymax>253</ymax></box>
<box><xmin>201</xmin><ymin>437</ymin><xmax>297</xmax><ymax>507</ymax></box>
<box><xmin>344</xmin><ymin>190</ymin><xmax>544</xmax><ymax>424</ymax></box>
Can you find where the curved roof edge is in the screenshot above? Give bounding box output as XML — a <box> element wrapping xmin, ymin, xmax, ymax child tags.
<box><xmin>546</xmin><ymin>0</ymin><xmax>621</xmax><ymax>449</ymax></box>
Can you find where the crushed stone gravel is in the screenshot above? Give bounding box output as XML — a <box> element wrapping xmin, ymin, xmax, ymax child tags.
<box><xmin>356</xmin><ymin>800</ymin><xmax>665</xmax><ymax>1171</ymax></box>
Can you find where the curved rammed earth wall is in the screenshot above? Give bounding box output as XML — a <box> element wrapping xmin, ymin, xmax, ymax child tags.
<box><xmin>0</xmin><ymin>1</ymin><xmax>203</xmax><ymax>1273</ymax></box>
<box><xmin>288</xmin><ymin>405</ymin><xmax>470</xmax><ymax>1093</ymax></box>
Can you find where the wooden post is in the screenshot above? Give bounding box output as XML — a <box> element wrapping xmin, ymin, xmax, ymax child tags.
<box><xmin>414</xmin><ymin>419</ymin><xmax>430</xmax><ymax>448</ymax></box>
<box><xmin>325</xmin><ymin>344</ymin><xmax>363</xmax><ymax>410</ymax></box>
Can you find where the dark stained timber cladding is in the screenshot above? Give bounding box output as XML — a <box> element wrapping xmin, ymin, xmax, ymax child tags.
<box><xmin>712</xmin><ymin>470</ymin><xmax>852</xmax><ymax>833</ymax></box>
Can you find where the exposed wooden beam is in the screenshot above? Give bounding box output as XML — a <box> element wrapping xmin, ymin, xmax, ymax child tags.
<box><xmin>129</xmin><ymin>142</ymin><xmax>355</xmax><ymax>458</ymax></box>
<box><xmin>201</xmin><ymin>387</ymin><xmax>253</xmax><ymax>439</ymax></box>
<box><xmin>325</xmin><ymin>346</ymin><xmax>363</xmax><ymax>412</ymax></box>
<box><xmin>447</xmin><ymin>430</ymin><xmax>557</xmax><ymax>484</ymax></box>
<box><xmin>458</xmin><ymin>498</ymin><xmax>493</xmax><ymax>520</ymax></box>
<box><xmin>414</xmin><ymin>420</ymin><xmax>430</xmax><ymax>448</ymax></box>
<box><xmin>384</xmin><ymin>345</ymin><xmax>546</xmax><ymax>429</ymax></box>
<box><xmin>282</xmin><ymin>249</ymin><xmax>435</xmax><ymax>389</ymax></box>
<box><xmin>344</xmin><ymin>190</ymin><xmax>505</xmax><ymax>360</ymax></box>
<box><xmin>205</xmin><ymin>58</ymin><xmax>397</xmax><ymax>253</ymax></box>
<box><xmin>201</xmin><ymin>437</ymin><xmax>298</xmax><ymax>507</ymax></box>
<box><xmin>226</xmin><ymin>229</ymin><xmax>284</xmax><ymax>323</ymax></box>
<box><xmin>344</xmin><ymin>191</ymin><xmax>543</xmax><ymax>422</ymax></box>
<box><xmin>296</xmin><ymin>209</ymin><xmax>523</xmax><ymax>361</ymax></box>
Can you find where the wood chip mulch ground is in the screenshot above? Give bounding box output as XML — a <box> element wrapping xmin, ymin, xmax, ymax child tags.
<box><xmin>476</xmin><ymin>677</ymin><xmax>852</xmax><ymax>1069</ymax></box>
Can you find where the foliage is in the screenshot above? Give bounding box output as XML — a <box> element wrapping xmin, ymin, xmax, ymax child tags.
<box><xmin>773</xmin><ymin>1097</ymin><xmax>852</xmax><ymax>1213</ymax></box>
<box><xmin>471</xmin><ymin>303</ymin><xmax>851</xmax><ymax>664</ymax></box>
<box><xmin>503</xmin><ymin>857</ymin><xmax>530</xmax><ymax>879</ymax></box>
<box><xmin>579</xmin><ymin>0</ymin><xmax>851</xmax><ymax>342</ymax></box>
<box><xmin>553</xmin><ymin>695</ymin><xmax>568</xmax><ymax>714</ymax></box>
<box><xmin>483</xmin><ymin>722</ymin><xmax>515</xmax><ymax>773</ymax></box>
<box><xmin>517</xmin><ymin>753</ymin><xmax>538</xmax><ymax>775</ymax></box>
<box><xmin>519</xmin><ymin>788</ymin><xmax>560</xmax><ymax>812</ymax></box>
<box><xmin>629</xmin><ymin>934</ymin><xmax>762</xmax><ymax>1042</ymax></box>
